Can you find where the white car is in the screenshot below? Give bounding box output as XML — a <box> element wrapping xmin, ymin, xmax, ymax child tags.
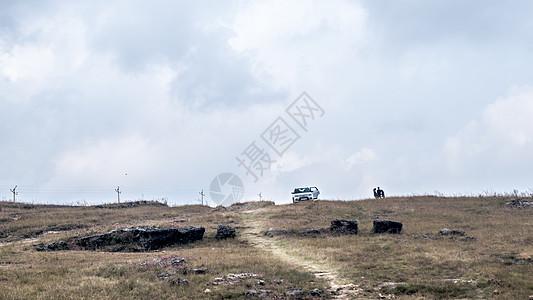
<box><xmin>291</xmin><ymin>187</ymin><xmax>320</xmax><ymax>203</ymax></box>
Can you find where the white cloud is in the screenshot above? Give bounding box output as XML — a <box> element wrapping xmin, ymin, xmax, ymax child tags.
<box><xmin>228</xmin><ymin>0</ymin><xmax>368</xmax><ymax>89</ymax></box>
<box><xmin>483</xmin><ymin>85</ymin><xmax>533</xmax><ymax>146</ymax></box>
<box><xmin>345</xmin><ymin>147</ymin><xmax>376</xmax><ymax>171</ymax></box>
<box><xmin>436</xmin><ymin>86</ymin><xmax>533</xmax><ymax>192</ymax></box>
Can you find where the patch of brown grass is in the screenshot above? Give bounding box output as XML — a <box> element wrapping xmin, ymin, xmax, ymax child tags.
<box><xmin>1</xmin><ymin>196</ymin><xmax>532</xmax><ymax>299</ymax></box>
<box><xmin>251</xmin><ymin>196</ymin><xmax>533</xmax><ymax>299</ymax></box>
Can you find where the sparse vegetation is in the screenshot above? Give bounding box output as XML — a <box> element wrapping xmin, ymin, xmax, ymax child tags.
<box><xmin>1</xmin><ymin>196</ymin><xmax>532</xmax><ymax>299</ymax></box>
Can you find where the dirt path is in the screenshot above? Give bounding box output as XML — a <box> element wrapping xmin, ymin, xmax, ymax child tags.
<box><xmin>240</xmin><ymin>210</ymin><xmax>365</xmax><ymax>299</ymax></box>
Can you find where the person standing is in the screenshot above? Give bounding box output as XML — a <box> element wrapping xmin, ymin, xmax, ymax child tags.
<box><xmin>373</xmin><ymin>188</ymin><xmax>379</xmax><ymax>199</ymax></box>
<box><xmin>377</xmin><ymin>187</ymin><xmax>385</xmax><ymax>198</ymax></box>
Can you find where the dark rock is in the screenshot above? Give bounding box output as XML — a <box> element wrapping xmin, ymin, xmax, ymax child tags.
<box><xmin>265</xmin><ymin>228</ymin><xmax>289</xmax><ymax>237</ymax></box>
<box><xmin>40</xmin><ymin>226</ymin><xmax>205</xmax><ymax>252</ymax></box>
<box><xmin>373</xmin><ymin>220</ymin><xmax>402</xmax><ymax>234</ymax></box>
<box><xmin>309</xmin><ymin>288</ymin><xmax>324</xmax><ymax>297</ymax></box>
<box><xmin>214</xmin><ymin>205</ymin><xmax>227</xmax><ymax>212</ymax></box>
<box><xmin>158</xmin><ymin>271</ymin><xmax>178</xmax><ymax>280</ymax></box>
<box><xmin>257</xmin><ymin>279</ymin><xmax>266</xmax><ymax>286</ymax></box>
<box><xmin>258</xmin><ymin>290</ymin><xmax>270</xmax><ymax>297</ymax></box>
<box><xmin>216</xmin><ymin>224</ymin><xmax>236</xmax><ymax>239</ymax></box>
<box><xmin>298</xmin><ymin>228</ymin><xmax>324</xmax><ymax>236</ymax></box>
<box><xmin>506</xmin><ymin>198</ymin><xmax>533</xmax><ymax>208</ymax></box>
<box><xmin>245</xmin><ymin>290</ymin><xmax>257</xmax><ymax>297</ymax></box>
<box><xmin>330</xmin><ymin>219</ymin><xmax>358</xmax><ymax>235</ymax></box>
<box><xmin>286</xmin><ymin>289</ymin><xmax>304</xmax><ymax>298</ymax></box>
<box><xmin>170</xmin><ymin>277</ymin><xmax>189</xmax><ymax>285</ymax></box>
<box><xmin>35</xmin><ymin>241</ymin><xmax>69</xmax><ymax>252</ymax></box>
<box><xmin>494</xmin><ymin>254</ymin><xmax>533</xmax><ymax>264</ymax></box>
<box><xmin>420</xmin><ymin>234</ymin><xmax>434</xmax><ymax>240</ymax></box>
<box><xmin>192</xmin><ymin>268</ymin><xmax>207</xmax><ymax>274</ymax></box>
<box><xmin>439</xmin><ymin>228</ymin><xmax>465</xmax><ymax>236</ymax></box>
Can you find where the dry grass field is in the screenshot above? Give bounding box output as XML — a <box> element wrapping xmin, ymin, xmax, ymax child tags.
<box><xmin>1</xmin><ymin>196</ymin><xmax>532</xmax><ymax>299</ymax></box>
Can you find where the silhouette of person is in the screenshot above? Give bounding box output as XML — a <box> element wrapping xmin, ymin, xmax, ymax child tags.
<box><xmin>373</xmin><ymin>188</ymin><xmax>379</xmax><ymax>199</ymax></box>
<box><xmin>377</xmin><ymin>187</ymin><xmax>385</xmax><ymax>198</ymax></box>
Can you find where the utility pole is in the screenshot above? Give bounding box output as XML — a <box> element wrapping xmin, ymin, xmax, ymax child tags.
<box><xmin>258</xmin><ymin>192</ymin><xmax>263</xmax><ymax>202</ymax></box>
<box><xmin>199</xmin><ymin>189</ymin><xmax>205</xmax><ymax>206</ymax></box>
<box><xmin>10</xmin><ymin>185</ymin><xmax>18</xmax><ymax>202</ymax></box>
<box><xmin>115</xmin><ymin>186</ymin><xmax>121</xmax><ymax>203</ymax></box>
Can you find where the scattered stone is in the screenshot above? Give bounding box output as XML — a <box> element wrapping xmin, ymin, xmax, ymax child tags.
<box><xmin>35</xmin><ymin>241</ymin><xmax>69</xmax><ymax>252</ymax></box>
<box><xmin>298</xmin><ymin>228</ymin><xmax>324</xmax><ymax>236</ymax></box>
<box><xmin>216</xmin><ymin>224</ymin><xmax>236</xmax><ymax>239</ymax></box>
<box><xmin>330</xmin><ymin>219</ymin><xmax>358</xmax><ymax>235</ymax></box>
<box><xmin>420</xmin><ymin>234</ymin><xmax>434</xmax><ymax>240</ymax></box>
<box><xmin>373</xmin><ymin>220</ymin><xmax>402</xmax><ymax>234</ymax></box>
<box><xmin>257</xmin><ymin>279</ymin><xmax>266</xmax><ymax>286</ymax></box>
<box><xmin>309</xmin><ymin>288</ymin><xmax>324</xmax><ymax>297</ymax></box>
<box><xmin>439</xmin><ymin>228</ymin><xmax>465</xmax><ymax>236</ymax></box>
<box><xmin>139</xmin><ymin>256</ymin><xmax>185</xmax><ymax>267</ymax></box>
<box><xmin>506</xmin><ymin>198</ymin><xmax>533</xmax><ymax>208</ymax></box>
<box><xmin>158</xmin><ymin>271</ymin><xmax>178</xmax><ymax>280</ymax></box>
<box><xmin>245</xmin><ymin>289</ymin><xmax>257</xmax><ymax>297</ymax></box>
<box><xmin>257</xmin><ymin>290</ymin><xmax>270</xmax><ymax>298</ymax></box>
<box><xmin>494</xmin><ymin>254</ymin><xmax>533</xmax><ymax>264</ymax></box>
<box><xmin>214</xmin><ymin>205</ymin><xmax>227</xmax><ymax>212</ymax></box>
<box><xmin>192</xmin><ymin>268</ymin><xmax>207</xmax><ymax>274</ymax></box>
<box><xmin>460</xmin><ymin>236</ymin><xmax>476</xmax><ymax>242</ymax></box>
<box><xmin>286</xmin><ymin>288</ymin><xmax>304</xmax><ymax>298</ymax></box>
<box><xmin>204</xmin><ymin>288</ymin><xmax>211</xmax><ymax>294</ymax></box>
<box><xmin>211</xmin><ymin>273</ymin><xmax>261</xmax><ymax>286</ymax></box>
<box><xmin>265</xmin><ymin>228</ymin><xmax>289</xmax><ymax>237</ymax></box>
<box><xmin>94</xmin><ymin>200</ymin><xmax>167</xmax><ymax>209</ymax></box>
<box><xmin>274</xmin><ymin>279</ymin><xmax>284</xmax><ymax>284</ymax></box>
<box><xmin>170</xmin><ymin>277</ymin><xmax>189</xmax><ymax>285</ymax></box>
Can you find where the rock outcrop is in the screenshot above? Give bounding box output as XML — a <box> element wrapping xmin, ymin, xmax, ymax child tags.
<box><xmin>438</xmin><ymin>228</ymin><xmax>465</xmax><ymax>236</ymax></box>
<box><xmin>330</xmin><ymin>219</ymin><xmax>358</xmax><ymax>235</ymax></box>
<box><xmin>216</xmin><ymin>224</ymin><xmax>236</xmax><ymax>239</ymax></box>
<box><xmin>373</xmin><ymin>220</ymin><xmax>402</xmax><ymax>234</ymax></box>
<box><xmin>506</xmin><ymin>198</ymin><xmax>533</xmax><ymax>208</ymax></box>
<box><xmin>36</xmin><ymin>226</ymin><xmax>205</xmax><ymax>252</ymax></box>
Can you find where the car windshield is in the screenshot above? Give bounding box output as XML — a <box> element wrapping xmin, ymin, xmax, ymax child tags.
<box><xmin>294</xmin><ymin>187</ymin><xmax>311</xmax><ymax>193</ymax></box>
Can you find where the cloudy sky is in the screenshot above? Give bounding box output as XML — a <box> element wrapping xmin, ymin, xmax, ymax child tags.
<box><xmin>1</xmin><ymin>0</ymin><xmax>532</xmax><ymax>205</ymax></box>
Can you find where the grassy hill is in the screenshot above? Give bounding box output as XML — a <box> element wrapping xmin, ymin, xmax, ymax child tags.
<box><xmin>1</xmin><ymin>196</ymin><xmax>532</xmax><ymax>299</ymax></box>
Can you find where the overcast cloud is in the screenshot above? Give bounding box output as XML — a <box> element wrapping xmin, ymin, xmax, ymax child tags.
<box><xmin>1</xmin><ymin>0</ymin><xmax>532</xmax><ymax>205</ymax></box>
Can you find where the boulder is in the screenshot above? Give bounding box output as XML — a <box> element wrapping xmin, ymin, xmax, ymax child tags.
<box><xmin>245</xmin><ymin>290</ymin><xmax>257</xmax><ymax>297</ymax></box>
<box><xmin>506</xmin><ymin>198</ymin><xmax>533</xmax><ymax>208</ymax></box>
<box><xmin>330</xmin><ymin>219</ymin><xmax>358</xmax><ymax>235</ymax></box>
<box><xmin>286</xmin><ymin>289</ymin><xmax>304</xmax><ymax>298</ymax></box>
<box><xmin>373</xmin><ymin>220</ymin><xmax>402</xmax><ymax>234</ymax></box>
<box><xmin>35</xmin><ymin>241</ymin><xmax>69</xmax><ymax>252</ymax></box>
<box><xmin>438</xmin><ymin>228</ymin><xmax>465</xmax><ymax>236</ymax></box>
<box><xmin>309</xmin><ymin>288</ymin><xmax>324</xmax><ymax>297</ymax></box>
<box><xmin>216</xmin><ymin>224</ymin><xmax>236</xmax><ymax>239</ymax></box>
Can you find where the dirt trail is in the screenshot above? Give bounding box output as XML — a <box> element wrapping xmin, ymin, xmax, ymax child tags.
<box><xmin>240</xmin><ymin>210</ymin><xmax>365</xmax><ymax>299</ymax></box>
